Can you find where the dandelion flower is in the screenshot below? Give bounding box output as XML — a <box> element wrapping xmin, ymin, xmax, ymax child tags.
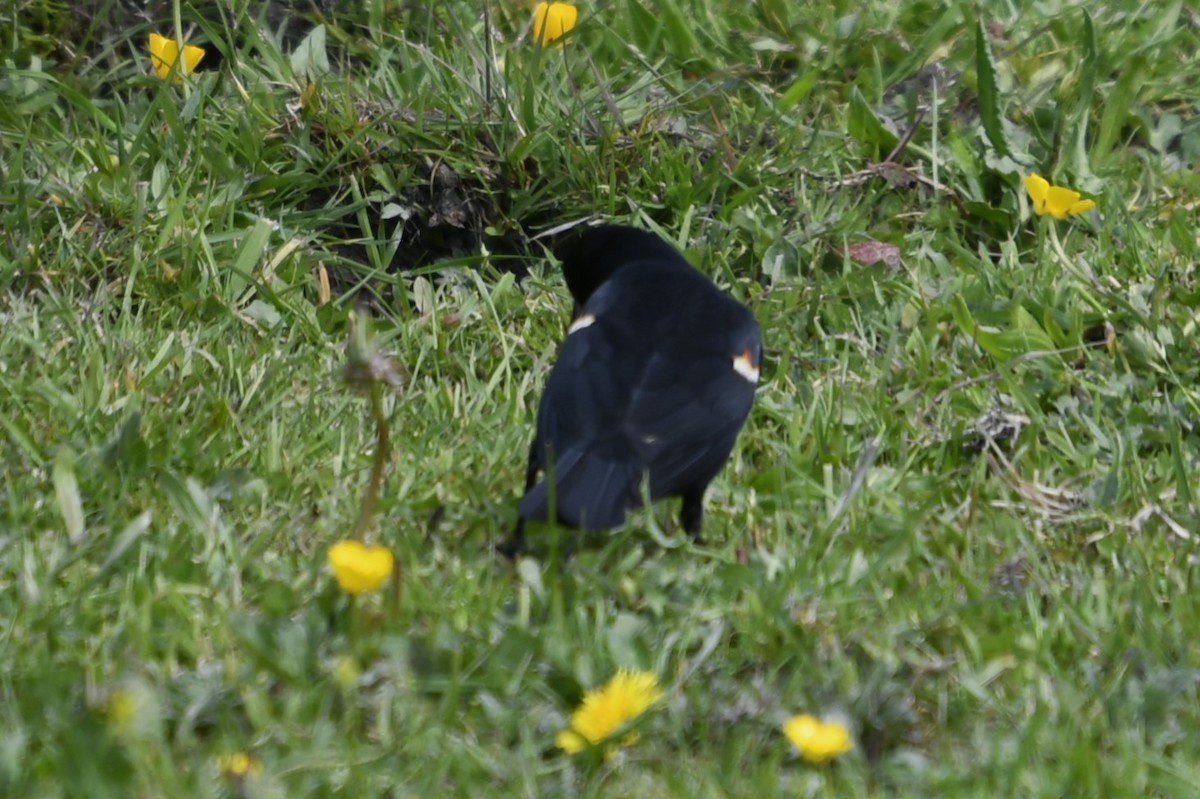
<box><xmin>1023</xmin><ymin>174</ymin><xmax>1096</xmax><ymax>219</ymax></box>
<box><xmin>148</xmin><ymin>32</ymin><xmax>205</xmax><ymax>81</ymax></box>
<box><xmin>783</xmin><ymin>714</ymin><xmax>853</xmax><ymax>763</ymax></box>
<box><xmin>105</xmin><ymin>680</ymin><xmax>163</xmax><ymax>743</ymax></box>
<box><xmin>108</xmin><ymin>689</ymin><xmax>137</xmax><ymax>729</ymax></box>
<box><xmin>556</xmin><ymin>669</ymin><xmax>663</xmax><ymax>754</ymax></box>
<box><xmin>332</xmin><ymin>655</ymin><xmax>362</xmax><ymax>691</ymax></box>
<box><xmin>217</xmin><ymin>752</ymin><xmax>264</xmax><ymax>781</ymax></box>
<box><xmin>532</xmin><ymin>2</ymin><xmax>578</xmax><ymax>47</ymax></box>
<box><xmin>327</xmin><ymin>540</ymin><xmax>394</xmax><ymax>595</ymax></box>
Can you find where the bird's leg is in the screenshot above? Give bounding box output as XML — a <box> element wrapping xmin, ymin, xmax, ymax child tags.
<box><xmin>680</xmin><ymin>485</ymin><xmax>706</xmax><ymax>544</ymax></box>
<box><xmin>499</xmin><ymin>441</ymin><xmax>540</xmax><ymax>558</ymax></box>
<box><xmin>522</xmin><ymin>441</ymin><xmax>540</xmax><ymax>491</ymax></box>
<box><xmin>499</xmin><ymin>518</ymin><xmax>525</xmax><ymax>559</ymax></box>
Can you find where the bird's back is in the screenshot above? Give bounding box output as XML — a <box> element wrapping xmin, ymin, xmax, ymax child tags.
<box><xmin>520</xmin><ymin>248</ymin><xmax>760</xmax><ymax>530</ymax></box>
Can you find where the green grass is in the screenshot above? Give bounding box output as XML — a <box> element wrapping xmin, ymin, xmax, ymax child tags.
<box><xmin>3</xmin><ymin>0</ymin><xmax>1200</xmax><ymax>796</ymax></box>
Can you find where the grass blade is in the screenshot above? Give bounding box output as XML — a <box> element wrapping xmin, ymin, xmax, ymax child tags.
<box><xmin>53</xmin><ymin>447</ymin><xmax>85</xmax><ymax>544</ymax></box>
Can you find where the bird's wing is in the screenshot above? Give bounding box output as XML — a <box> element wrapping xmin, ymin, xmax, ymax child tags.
<box><xmin>537</xmin><ymin>300</ymin><xmax>759</xmax><ymax>499</ymax></box>
<box><xmin>623</xmin><ymin>335</ymin><xmax>759</xmax><ymax>498</ymax></box>
<box><xmin>534</xmin><ymin>306</ymin><xmax>645</xmax><ymax>459</ymax></box>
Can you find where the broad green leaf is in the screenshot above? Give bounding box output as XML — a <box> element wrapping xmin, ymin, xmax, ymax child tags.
<box><xmin>1094</xmin><ymin>59</ymin><xmax>1142</xmax><ymax>165</ymax></box>
<box><xmin>1074</xmin><ymin>10</ymin><xmax>1098</xmax><ymax>121</ymax></box>
<box><xmin>290</xmin><ymin>24</ymin><xmax>330</xmax><ymax>82</ymax></box>
<box><xmin>952</xmin><ymin>295</ymin><xmax>1057</xmax><ymax>362</ymax></box>
<box><xmin>885</xmin><ymin>5</ymin><xmax>961</xmax><ymax>86</ymax></box>
<box><xmin>847</xmin><ymin>86</ymin><xmax>897</xmax><ymax>154</ymax></box>
<box><xmin>762</xmin><ymin>236</ymin><xmax>801</xmax><ymax>285</ymax></box>
<box><xmin>243</xmin><ymin>299</ymin><xmax>283</xmax><ymax>327</ymax></box>
<box><xmin>625</xmin><ymin>0</ymin><xmax>660</xmax><ymax>52</ymax></box>
<box><xmin>1012</xmin><ymin>304</ymin><xmax>1057</xmax><ymax>351</ymax></box>
<box><xmin>950</xmin><ymin>294</ymin><xmax>979</xmax><ymax>340</ymax></box>
<box><xmin>1066</xmin><ymin>11</ymin><xmax>1098</xmax><ymax>174</ymax></box>
<box><xmin>777</xmin><ymin>72</ymin><xmax>816</xmax><ymax>112</ymax></box>
<box><xmin>650</xmin><ymin>0</ymin><xmax>699</xmax><ymax>65</ymax></box>
<box><xmin>975</xmin><ymin>20</ymin><xmax>1008</xmax><ymax>157</ymax></box>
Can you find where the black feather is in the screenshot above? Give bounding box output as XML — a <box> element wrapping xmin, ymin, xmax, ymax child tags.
<box><xmin>503</xmin><ymin>224</ymin><xmax>761</xmax><ymax>555</ymax></box>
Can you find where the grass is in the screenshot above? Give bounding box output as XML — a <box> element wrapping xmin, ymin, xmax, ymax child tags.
<box><xmin>3</xmin><ymin>0</ymin><xmax>1200</xmax><ymax>796</ymax></box>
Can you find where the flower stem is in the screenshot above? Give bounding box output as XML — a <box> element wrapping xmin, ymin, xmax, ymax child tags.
<box><xmin>172</xmin><ymin>0</ymin><xmax>187</xmax><ymax>98</ymax></box>
<box><xmin>353</xmin><ymin>381</ymin><xmax>389</xmax><ymax>540</ymax></box>
<box><xmin>1046</xmin><ymin>222</ymin><xmax>1108</xmax><ymax>314</ymax></box>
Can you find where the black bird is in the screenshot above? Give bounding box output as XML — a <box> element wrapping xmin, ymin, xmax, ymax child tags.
<box><xmin>502</xmin><ymin>224</ymin><xmax>761</xmax><ymax>555</ymax></box>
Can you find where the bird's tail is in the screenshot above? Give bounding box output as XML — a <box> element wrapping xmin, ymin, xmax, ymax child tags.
<box><xmin>518</xmin><ymin>447</ymin><xmax>639</xmax><ymax>531</ymax></box>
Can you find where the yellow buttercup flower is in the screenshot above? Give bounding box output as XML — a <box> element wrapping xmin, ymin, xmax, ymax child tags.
<box><xmin>556</xmin><ymin>669</ymin><xmax>663</xmax><ymax>754</ymax></box>
<box><xmin>783</xmin><ymin>714</ymin><xmax>853</xmax><ymax>763</ymax></box>
<box><xmin>532</xmin><ymin>2</ymin><xmax>578</xmax><ymax>47</ymax></box>
<box><xmin>148</xmin><ymin>32</ymin><xmax>205</xmax><ymax>81</ymax></box>
<box><xmin>327</xmin><ymin>540</ymin><xmax>394</xmax><ymax>595</ymax></box>
<box><xmin>1023</xmin><ymin>174</ymin><xmax>1096</xmax><ymax>219</ymax></box>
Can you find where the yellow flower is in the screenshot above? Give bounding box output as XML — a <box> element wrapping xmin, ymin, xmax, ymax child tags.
<box><xmin>332</xmin><ymin>655</ymin><xmax>362</xmax><ymax>690</ymax></box>
<box><xmin>105</xmin><ymin>680</ymin><xmax>162</xmax><ymax>742</ymax></box>
<box><xmin>148</xmin><ymin>32</ymin><xmax>205</xmax><ymax>81</ymax></box>
<box><xmin>532</xmin><ymin>2</ymin><xmax>578</xmax><ymax>47</ymax></box>
<box><xmin>556</xmin><ymin>669</ymin><xmax>662</xmax><ymax>754</ymax></box>
<box><xmin>217</xmin><ymin>752</ymin><xmax>264</xmax><ymax>780</ymax></box>
<box><xmin>107</xmin><ymin>688</ymin><xmax>137</xmax><ymax>728</ymax></box>
<box><xmin>1023</xmin><ymin>174</ymin><xmax>1096</xmax><ymax>219</ymax></box>
<box><xmin>783</xmin><ymin>714</ymin><xmax>853</xmax><ymax>763</ymax></box>
<box><xmin>327</xmin><ymin>540</ymin><xmax>394</xmax><ymax>595</ymax></box>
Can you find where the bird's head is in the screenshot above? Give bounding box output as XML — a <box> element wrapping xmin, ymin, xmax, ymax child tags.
<box><xmin>554</xmin><ymin>224</ymin><xmax>688</xmax><ymax>310</ymax></box>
